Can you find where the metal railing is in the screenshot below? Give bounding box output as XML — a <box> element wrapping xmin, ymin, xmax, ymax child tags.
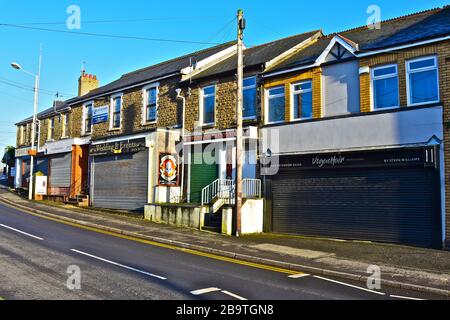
<box><xmin>242</xmin><ymin>178</ymin><xmax>262</xmax><ymax>199</ymax></box>
<box><xmin>201</xmin><ymin>179</ymin><xmax>234</xmax><ymax>206</ymax></box>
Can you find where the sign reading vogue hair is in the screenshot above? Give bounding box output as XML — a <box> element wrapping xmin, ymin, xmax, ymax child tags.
<box><xmin>92</xmin><ymin>105</ymin><xmax>109</xmax><ymax>124</ymax></box>
<box><xmin>159</xmin><ymin>153</ymin><xmax>179</xmax><ymax>186</ymax></box>
<box><xmin>89</xmin><ymin>138</ymin><xmax>147</xmax><ymax>156</ymax></box>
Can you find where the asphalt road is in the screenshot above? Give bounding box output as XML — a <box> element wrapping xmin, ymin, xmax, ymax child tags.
<box><xmin>0</xmin><ymin>201</ymin><xmax>444</xmax><ymax>300</ymax></box>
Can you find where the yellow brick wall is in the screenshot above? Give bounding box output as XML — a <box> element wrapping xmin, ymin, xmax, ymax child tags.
<box><xmin>263</xmin><ymin>68</ymin><xmax>322</xmax><ymax>122</ymax></box>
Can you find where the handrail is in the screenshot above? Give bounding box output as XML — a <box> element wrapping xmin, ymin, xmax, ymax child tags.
<box><xmin>201</xmin><ymin>179</ymin><xmax>234</xmax><ymax>205</ymax></box>
<box><xmin>242</xmin><ymin>178</ymin><xmax>262</xmax><ymax>199</ymax></box>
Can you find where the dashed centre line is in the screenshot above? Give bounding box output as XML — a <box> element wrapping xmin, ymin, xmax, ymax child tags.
<box><xmin>0</xmin><ymin>224</ymin><xmax>43</xmax><ymax>241</ymax></box>
<box><xmin>71</xmin><ymin>249</ymin><xmax>167</xmax><ymax>280</ymax></box>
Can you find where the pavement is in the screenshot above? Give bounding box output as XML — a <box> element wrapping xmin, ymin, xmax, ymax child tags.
<box><xmin>0</xmin><ymin>186</ymin><xmax>449</xmax><ymax>299</ymax></box>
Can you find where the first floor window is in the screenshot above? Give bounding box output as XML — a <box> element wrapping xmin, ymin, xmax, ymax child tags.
<box><xmin>202</xmin><ymin>85</ymin><xmax>215</xmax><ymax>125</ymax></box>
<box><xmin>62</xmin><ymin>114</ymin><xmax>69</xmax><ymax>137</ymax></box>
<box><xmin>111</xmin><ymin>96</ymin><xmax>122</xmax><ymax>129</ymax></box>
<box><xmin>48</xmin><ymin>118</ymin><xmax>54</xmax><ymax>140</ymax></box>
<box><xmin>243</xmin><ymin>77</ymin><xmax>257</xmax><ymax>118</ymax></box>
<box><xmin>407</xmin><ymin>56</ymin><xmax>439</xmax><ymax>105</ymax></box>
<box><xmin>267</xmin><ymin>86</ymin><xmax>285</xmax><ymax>123</ymax></box>
<box><xmin>145</xmin><ymin>87</ymin><xmax>158</xmax><ymax>123</ymax></box>
<box><xmin>292</xmin><ymin>81</ymin><xmax>312</xmax><ymax>119</ymax></box>
<box><xmin>84</xmin><ymin>103</ymin><xmax>93</xmax><ymax>134</ymax></box>
<box><xmin>372</xmin><ymin>64</ymin><xmax>399</xmax><ymax>110</ymax></box>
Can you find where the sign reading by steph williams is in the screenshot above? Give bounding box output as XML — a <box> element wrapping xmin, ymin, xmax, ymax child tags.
<box><xmin>159</xmin><ymin>154</ymin><xmax>179</xmax><ymax>186</ymax></box>
<box><xmin>92</xmin><ymin>105</ymin><xmax>109</xmax><ymax>124</ymax></box>
<box><xmin>90</xmin><ymin>138</ymin><xmax>147</xmax><ymax>156</ymax></box>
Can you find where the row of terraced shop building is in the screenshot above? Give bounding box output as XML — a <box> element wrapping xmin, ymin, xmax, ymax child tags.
<box><xmin>12</xmin><ymin>6</ymin><xmax>450</xmax><ymax>248</ymax></box>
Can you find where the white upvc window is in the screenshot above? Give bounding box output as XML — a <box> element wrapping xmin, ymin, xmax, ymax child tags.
<box><xmin>243</xmin><ymin>76</ymin><xmax>257</xmax><ymax>119</ymax></box>
<box><xmin>200</xmin><ymin>85</ymin><xmax>216</xmax><ymax>126</ymax></box>
<box><xmin>110</xmin><ymin>93</ymin><xmax>123</xmax><ymax>130</ymax></box>
<box><xmin>291</xmin><ymin>80</ymin><xmax>313</xmax><ymax>120</ymax></box>
<box><xmin>371</xmin><ymin>64</ymin><xmax>399</xmax><ymax>110</ymax></box>
<box><xmin>47</xmin><ymin>118</ymin><xmax>54</xmax><ymax>141</ymax></box>
<box><xmin>142</xmin><ymin>84</ymin><xmax>159</xmax><ymax>124</ymax></box>
<box><xmin>62</xmin><ymin>113</ymin><xmax>70</xmax><ymax>138</ymax></box>
<box><xmin>265</xmin><ymin>86</ymin><xmax>285</xmax><ymax>124</ymax></box>
<box><xmin>82</xmin><ymin>101</ymin><xmax>94</xmax><ymax>135</ymax></box>
<box><xmin>406</xmin><ymin>56</ymin><xmax>439</xmax><ymax>106</ymax></box>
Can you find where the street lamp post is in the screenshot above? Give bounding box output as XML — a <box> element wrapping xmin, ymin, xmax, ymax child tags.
<box><xmin>11</xmin><ymin>44</ymin><xmax>42</xmax><ymax>201</ymax></box>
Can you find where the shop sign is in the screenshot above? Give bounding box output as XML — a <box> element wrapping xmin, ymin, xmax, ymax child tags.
<box><xmin>92</xmin><ymin>105</ymin><xmax>109</xmax><ymax>124</ymax></box>
<box><xmin>15</xmin><ymin>147</ymin><xmax>31</xmax><ymax>158</ymax></box>
<box><xmin>159</xmin><ymin>153</ymin><xmax>179</xmax><ymax>186</ymax></box>
<box><xmin>262</xmin><ymin>147</ymin><xmax>435</xmax><ymax>173</ymax></box>
<box><xmin>89</xmin><ymin>138</ymin><xmax>147</xmax><ymax>156</ymax></box>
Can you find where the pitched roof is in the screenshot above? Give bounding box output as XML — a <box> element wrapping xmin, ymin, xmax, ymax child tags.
<box><xmin>73</xmin><ymin>41</ymin><xmax>236</xmax><ymax>102</ymax></box>
<box><xmin>16</xmin><ymin>41</ymin><xmax>236</xmax><ymax>124</ymax></box>
<box><xmin>190</xmin><ymin>30</ymin><xmax>322</xmax><ymax>80</ymax></box>
<box><xmin>266</xmin><ymin>5</ymin><xmax>450</xmax><ymax>73</ymax></box>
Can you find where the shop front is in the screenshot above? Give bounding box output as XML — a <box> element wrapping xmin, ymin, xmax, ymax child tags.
<box><xmin>261</xmin><ymin>105</ymin><xmax>445</xmax><ymax>248</ymax></box>
<box><xmin>43</xmin><ymin>138</ymin><xmax>90</xmax><ymax>199</ymax></box>
<box><xmin>89</xmin><ymin>129</ymin><xmax>181</xmax><ymax>212</ymax></box>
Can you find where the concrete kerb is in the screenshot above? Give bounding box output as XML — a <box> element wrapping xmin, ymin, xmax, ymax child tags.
<box><xmin>0</xmin><ymin>195</ymin><xmax>449</xmax><ymax>297</ymax></box>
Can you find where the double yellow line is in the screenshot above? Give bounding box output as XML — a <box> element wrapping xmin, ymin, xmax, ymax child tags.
<box><xmin>0</xmin><ymin>200</ymin><xmax>303</xmax><ymax>276</ymax></box>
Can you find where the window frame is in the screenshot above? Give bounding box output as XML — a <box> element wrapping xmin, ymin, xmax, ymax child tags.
<box><xmin>19</xmin><ymin>125</ymin><xmax>25</xmax><ymax>145</ymax></box>
<box><xmin>61</xmin><ymin>113</ymin><xmax>70</xmax><ymax>138</ymax></box>
<box><xmin>142</xmin><ymin>83</ymin><xmax>159</xmax><ymax>125</ymax></box>
<box><xmin>406</xmin><ymin>56</ymin><xmax>440</xmax><ymax>107</ymax></box>
<box><xmin>265</xmin><ymin>85</ymin><xmax>286</xmax><ymax>125</ymax></box>
<box><xmin>290</xmin><ymin>80</ymin><xmax>313</xmax><ymax>121</ymax></box>
<box><xmin>47</xmin><ymin>118</ymin><xmax>54</xmax><ymax>141</ymax></box>
<box><xmin>82</xmin><ymin>101</ymin><xmax>94</xmax><ymax>135</ymax></box>
<box><xmin>370</xmin><ymin>64</ymin><xmax>400</xmax><ymax>111</ymax></box>
<box><xmin>243</xmin><ymin>76</ymin><xmax>257</xmax><ymax>120</ymax></box>
<box><xmin>200</xmin><ymin>84</ymin><xmax>216</xmax><ymax>126</ymax></box>
<box><xmin>109</xmin><ymin>93</ymin><xmax>123</xmax><ymax>130</ymax></box>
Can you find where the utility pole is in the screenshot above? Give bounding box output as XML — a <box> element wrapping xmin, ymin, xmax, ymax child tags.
<box><xmin>28</xmin><ymin>43</ymin><xmax>42</xmax><ymax>201</ymax></box>
<box><xmin>235</xmin><ymin>9</ymin><xmax>245</xmax><ymax>236</ymax></box>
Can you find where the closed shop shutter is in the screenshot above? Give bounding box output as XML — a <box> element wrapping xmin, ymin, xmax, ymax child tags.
<box><xmin>271</xmin><ymin>166</ymin><xmax>440</xmax><ymax>248</ymax></box>
<box><xmin>49</xmin><ymin>152</ymin><xmax>72</xmax><ymax>188</ymax></box>
<box><xmin>189</xmin><ymin>151</ymin><xmax>218</xmax><ymax>203</ymax></box>
<box><xmin>92</xmin><ymin>150</ymin><xmax>148</xmax><ymax>212</ymax></box>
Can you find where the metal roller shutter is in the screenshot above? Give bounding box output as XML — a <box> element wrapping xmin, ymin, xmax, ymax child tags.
<box><xmin>49</xmin><ymin>153</ymin><xmax>72</xmax><ymax>187</ymax></box>
<box><xmin>92</xmin><ymin>150</ymin><xmax>148</xmax><ymax>212</ymax></box>
<box><xmin>271</xmin><ymin>167</ymin><xmax>440</xmax><ymax>248</ymax></box>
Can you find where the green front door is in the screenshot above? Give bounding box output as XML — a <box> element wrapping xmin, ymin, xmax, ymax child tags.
<box><xmin>189</xmin><ymin>151</ymin><xmax>218</xmax><ymax>203</ymax></box>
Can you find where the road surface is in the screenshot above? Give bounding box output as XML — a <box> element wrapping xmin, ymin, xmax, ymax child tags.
<box><xmin>0</xmin><ymin>201</ymin><xmax>444</xmax><ymax>300</ymax></box>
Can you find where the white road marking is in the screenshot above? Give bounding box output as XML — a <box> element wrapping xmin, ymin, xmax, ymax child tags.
<box><xmin>288</xmin><ymin>273</ymin><xmax>310</xmax><ymax>279</ymax></box>
<box><xmin>390</xmin><ymin>295</ymin><xmax>425</xmax><ymax>301</ymax></box>
<box><xmin>0</xmin><ymin>224</ymin><xmax>43</xmax><ymax>241</ymax></box>
<box><xmin>190</xmin><ymin>287</ymin><xmax>247</xmax><ymax>300</ymax></box>
<box><xmin>221</xmin><ymin>290</ymin><xmax>248</xmax><ymax>301</ymax></box>
<box><xmin>70</xmin><ymin>249</ymin><xmax>166</xmax><ymax>280</ymax></box>
<box><xmin>314</xmin><ymin>275</ymin><xmax>385</xmax><ymax>296</ymax></box>
<box><xmin>190</xmin><ymin>287</ymin><xmax>221</xmax><ymax>296</ymax></box>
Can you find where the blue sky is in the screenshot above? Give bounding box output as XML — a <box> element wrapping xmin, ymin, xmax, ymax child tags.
<box><xmin>0</xmin><ymin>0</ymin><xmax>448</xmax><ymax>163</ymax></box>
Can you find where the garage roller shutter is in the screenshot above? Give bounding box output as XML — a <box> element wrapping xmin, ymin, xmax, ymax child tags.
<box><xmin>271</xmin><ymin>167</ymin><xmax>440</xmax><ymax>247</ymax></box>
<box><xmin>92</xmin><ymin>150</ymin><xmax>148</xmax><ymax>212</ymax></box>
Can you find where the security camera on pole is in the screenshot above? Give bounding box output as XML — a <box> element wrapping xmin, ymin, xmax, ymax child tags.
<box><xmin>235</xmin><ymin>9</ymin><xmax>245</xmax><ymax>236</ymax></box>
<box><xmin>11</xmin><ymin>43</ymin><xmax>42</xmax><ymax>200</ymax></box>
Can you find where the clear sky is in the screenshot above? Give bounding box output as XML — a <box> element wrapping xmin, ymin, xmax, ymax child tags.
<box><xmin>0</xmin><ymin>0</ymin><xmax>448</xmax><ymax>163</ymax></box>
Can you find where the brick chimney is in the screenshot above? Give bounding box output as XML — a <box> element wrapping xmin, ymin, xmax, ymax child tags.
<box><xmin>78</xmin><ymin>71</ymin><xmax>99</xmax><ymax>97</ymax></box>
